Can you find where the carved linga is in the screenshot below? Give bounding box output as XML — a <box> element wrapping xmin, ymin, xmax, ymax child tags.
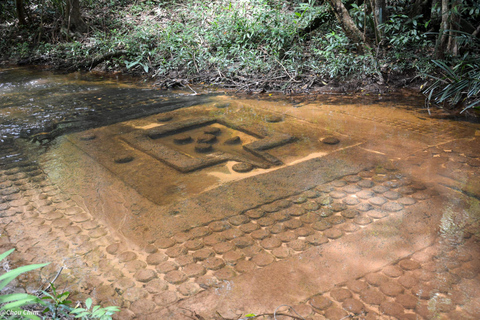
<box><xmin>121</xmin><ymin>117</ymin><xmax>295</xmax><ymax>173</ymax></box>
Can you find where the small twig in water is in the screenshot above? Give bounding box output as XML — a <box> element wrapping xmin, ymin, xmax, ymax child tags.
<box><xmin>179</xmin><ymin>307</ymin><xmax>206</xmax><ymax>320</ymax></box>
<box><xmin>36</xmin><ymin>266</ymin><xmax>64</xmax><ymax>295</ymax></box>
<box><xmin>274</xmin><ymin>305</ymin><xmax>305</xmax><ymax>320</ymax></box>
<box><xmin>244</xmin><ymin>312</ymin><xmax>304</xmax><ymax>320</ymax></box>
<box><xmin>186</xmin><ymin>84</ymin><xmax>198</xmax><ymax>95</ymax></box>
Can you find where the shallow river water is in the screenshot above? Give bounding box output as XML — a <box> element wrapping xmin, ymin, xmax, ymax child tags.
<box><xmin>1</xmin><ymin>67</ymin><xmax>479</xmax><ymax>320</ymax></box>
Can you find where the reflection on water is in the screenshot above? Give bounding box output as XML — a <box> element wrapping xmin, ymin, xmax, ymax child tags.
<box><xmin>1</xmin><ymin>67</ymin><xmax>480</xmax><ymax>319</ymax></box>
<box><xmin>0</xmin><ymin>67</ymin><xmax>214</xmax><ymax>142</ymax></box>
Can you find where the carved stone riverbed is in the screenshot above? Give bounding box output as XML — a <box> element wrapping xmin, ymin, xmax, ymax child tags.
<box><xmin>1</xmin><ymin>67</ymin><xmax>479</xmax><ymax>320</ymax></box>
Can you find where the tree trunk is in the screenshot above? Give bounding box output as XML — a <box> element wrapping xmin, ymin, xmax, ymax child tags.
<box><xmin>327</xmin><ymin>0</ymin><xmax>371</xmax><ymax>51</ymax></box>
<box><xmin>15</xmin><ymin>0</ymin><xmax>27</xmax><ymax>26</ymax></box>
<box><xmin>447</xmin><ymin>0</ymin><xmax>462</xmax><ymax>56</ymax></box>
<box><xmin>435</xmin><ymin>0</ymin><xmax>449</xmax><ymax>59</ymax></box>
<box><xmin>374</xmin><ymin>0</ymin><xmax>386</xmax><ymax>25</ymax></box>
<box><xmin>372</xmin><ymin>0</ymin><xmax>387</xmax><ymax>42</ymax></box>
<box><xmin>65</xmin><ymin>0</ymin><xmax>87</xmax><ymax>33</ymax></box>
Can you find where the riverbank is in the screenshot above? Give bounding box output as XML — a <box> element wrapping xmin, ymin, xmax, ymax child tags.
<box><xmin>1</xmin><ymin>0</ymin><xmax>437</xmax><ymax>95</ymax></box>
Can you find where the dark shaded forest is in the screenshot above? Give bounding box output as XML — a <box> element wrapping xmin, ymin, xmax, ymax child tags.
<box><xmin>1</xmin><ymin>0</ymin><xmax>479</xmax><ymax>113</ymax></box>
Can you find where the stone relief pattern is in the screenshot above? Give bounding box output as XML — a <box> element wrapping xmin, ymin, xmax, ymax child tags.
<box><xmin>104</xmin><ymin>165</ymin><xmax>437</xmax><ymax>317</ymax></box>
<box><xmin>0</xmin><ymin>144</ymin><xmax>126</xmax><ymax>306</ymax></box>
<box><xmin>2</xmin><ymin>143</ymin><xmax>479</xmax><ymax>319</ymax></box>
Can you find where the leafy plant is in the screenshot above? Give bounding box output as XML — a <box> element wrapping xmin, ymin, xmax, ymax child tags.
<box><xmin>0</xmin><ymin>249</ymin><xmax>48</xmax><ymax>320</ymax></box>
<box><xmin>41</xmin><ymin>283</ymin><xmax>72</xmax><ymax>318</ymax></box>
<box><xmin>381</xmin><ymin>14</ymin><xmax>429</xmax><ymax>48</ymax></box>
<box><xmin>422</xmin><ymin>57</ymin><xmax>480</xmax><ymax>113</ymax></box>
<box><xmin>0</xmin><ymin>250</ymin><xmax>120</xmax><ymax>320</ymax></box>
<box><xmin>70</xmin><ymin>298</ymin><xmax>120</xmax><ymax>320</ymax></box>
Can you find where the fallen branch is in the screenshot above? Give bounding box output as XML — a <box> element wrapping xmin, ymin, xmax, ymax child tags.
<box><xmin>68</xmin><ymin>50</ymin><xmax>128</xmax><ymax>71</ymax></box>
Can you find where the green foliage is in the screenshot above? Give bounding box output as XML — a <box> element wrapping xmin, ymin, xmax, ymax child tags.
<box><xmin>0</xmin><ymin>250</ymin><xmax>119</xmax><ymax>320</ymax></box>
<box><xmin>309</xmin><ymin>28</ymin><xmax>376</xmax><ymax>78</ymax></box>
<box><xmin>0</xmin><ymin>249</ymin><xmax>48</xmax><ymax>320</ymax></box>
<box><xmin>381</xmin><ymin>14</ymin><xmax>429</xmax><ymax>48</ymax></box>
<box><xmin>350</xmin><ymin>3</ymin><xmax>375</xmax><ymax>33</ymax></box>
<box><xmin>70</xmin><ymin>298</ymin><xmax>120</xmax><ymax>320</ymax></box>
<box><xmin>422</xmin><ymin>57</ymin><xmax>480</xmax><ymax>113</ymax></box>
<box><xmin>4</xmin><ymin>0</ymin><xmax>476</xmax><ymax>92</ymax></box>
<box><xmin>41</xmin><ymin>283</ymin><xmax>72</xmax><ymax>318</ymax></box>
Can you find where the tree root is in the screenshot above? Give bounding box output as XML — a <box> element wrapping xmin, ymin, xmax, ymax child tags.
<box><xmin>68</xmin><ymin>50</ymin><xmax>128</xmax><ymax>71</ymax></box>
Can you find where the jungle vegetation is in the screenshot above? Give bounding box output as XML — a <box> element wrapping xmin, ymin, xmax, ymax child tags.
<box><xmin>0</xmin><ymin>0</ymin><xmax>479</xmax><ymax>112</ymax></box>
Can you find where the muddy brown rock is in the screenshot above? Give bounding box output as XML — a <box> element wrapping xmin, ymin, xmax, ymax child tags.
<box><xmin>184</xmin><ymin>239</ymin><xmax>204</xmax><ymax>251</ymax></box>
<box><xmin>235</xmin><ymin>260</ymin><xmax>256</xmax><ymax>273</ymax></box>
<box><xmin>222</xmin><ymin>228</ymin><xmax>244</xmax><ymax>239</ymax></box>
<box><xmin>183</xmin><ymin>263</ymin><xmax>207</xmax><ymax>278</ymax></box>
<box><xmin>223</xmin><ymin>250</ymin><xmax>245</xmax><ymax>265</ymax></box>
<box><xmin>271</xmin><ymin>247</ymin><xmax>292</xmax><ymax>259</ymax></box>
<box><xmin>146</xmin><ymin>253</ymin><xmax>168</xmax><ymax>265</ymax></box>
<box><xmin>231</xmin><ymin>236</ymin><xmax>253</xmax><ymax>249</ymax></box>
<box><xmin>379</xmin><ymin>301</ymin><xmax>405</xmax><ymax>318</ymax></box>
<box><xmin>342</xmin><ymin>298</ymin><xmax>364</xmax><ymax>314</ymax></box>
<box><xmin>251</xmin><ymin>229</ymin><xmax>270</xmax><ymax>240</ymax></box>
<box><xmin>287</xmin><ymin>239</ymin><xmax>308</xmax><ymax>251</ymax></box>
<box><xmin>165</xmin><ymin>246</ymin><xmax>188</xmax><ymax>258</ymax></box>
<box><xmin>327</xmin><ymin>215</ymin><xmax>345</xmax><ymax>225</ymax></box>
<box><xmin>379</xmin><ymin>281</ymin><xmax>404</xmax><ymax>297</ymax></box>
<box><xmin>164</xmin><ymin>270</ymin><xmax>188</xmax><ymax>284</ymax></box>
<box><xmin>353</xmin><ymin>215</ymin><xmax>373</xmax><ymax>225</ymax></box>
<box><xmin>310</xmin><ymin>295</ymin><xmax>332</xmax><ymax>311</ymax></box>
<box><xmin>347</xmin><ymin>280</ymin><xmax>368</xmax><ymax>293</ymax></box>
<box><xmin>324</xmin><ymin>307</ymin><xmax>348</xmax><ymax>319</ymax></box>
<box><xmin>322</xmin><ymin>137</ymin><xmax>340</xmax><ymax>145</ymax></box>
<box><xmin>194</xmin><ymin>143</ymin><xmax>212</xmax><ymax>153</ymax></box>
<box><xmin>214</xmin><ymin>267</ymin><xmax>236</xmax><ymax>280</ymax></box>
<box><xmin>252</xmin><ymin>252</ymin><xmax>275</xmax><ymax>267</ymax></box>
<box><xmin>153</xmin><ymin>291</ymin><xmax>177</xmax><ymax>306</ymax></box>
<box><xmin>312</xmin><ymin>220</ymin><xmax>331</xmax><ymax>231</ymax></box>
<box><xmin>173</xmin><ymin>255</ymin><xmax>194</xmax><ymax>267</ymax></box>
<box><xmin>360</xmin><ymin>288</ymin><xmax>385</xmax><ymax>305</ymax></box>
<box><xmin>232</xmin><ymin>162</ymin><xmax>254</xmax><ymax>173</ymax></box>
<box><xmin>118</xmin><ymin>251</ymin><xmax>137</xmax><ymax>263</ymax></box>
<box><xmin>399</xmin><ymin>259</ymin><xmax>421</xmax><ymax>270</ymax></box>
<box><xmin>155</xmin><ymin>237</ymin><xmax>176</xmax><ymax>249</ymax></box>
<box><xmin>213</xmin><ymin>242</ymin><xmax>235</xmax><ymax>254</ymax></box>
<box><xmin>383</xmin><ymin>265</ymin><xmax>404</xmax><ymax>278</ymax></box>
<box><xmin>145</xmin><ymin>279</ymin><xmax>169</xmax><ymax>294</ymax></box>
<box><xmin>203</xmin><ymin>233</ymin><xmax>225</xmax><ymax>246</ymax></box>
<box><xmin>134</xmin><ymin>269</ymin><xmax>157</xmax><ymax>283</ymax></box>
<box><xmin>303</xmin><ymin>201</ymin><xmax>320</xmax><ymax>211</ymax></box>
<box><xmin>208</xmin><ymin>220</ymin><xmax>230</xmax><ymax>232</ymax></box>
<box><xmin>395</xmin><ymin>293</ymin><xmax>418</xmax><ymax>309</ymax></box>
<box><xmin>284</xmin><ymin>219</ymin><xmax>302</xmax><ymax>229</ymax></box>
<box><xmin>129</xmin><ymin>299</ymin><xmax>156</xmax><ymax>315</ymax></box>
<box><xmin>155</xmin><ymin>261</ymin><xmax>179</xmax><ymax>273</ymax></box>
<box><xmin>125</xmin><ymin>260</ymin><xmax>147</xmax><ymax>273</ymax></box>
<box><xmin>124</xmin><ymin>287</ymin><xmax>149</xmax><ymax>302</ymax></box>
<box><xmin>178</xmin><ymin>282</ymin><xmax>201</xmax><ymax>296</ymax></box>
<box><xmin>278</xmin><ymin>231</ymin><xmax>297</xmax><ymax>242</ymax></box>
<box><xmin>295</xmin><ymin>227</ymin><xmax>314</xmax><ymax>237</ymax></box>
<box><xmin>271</xmin><ymin>210</ymin><xmax>290</xmax><ymax>221</ymax></box>
<box><xmin>324</xmin><ymin>228</ymin><xmax>343</xmax><ymax>239</ymax></box>
<box><xmin>228</xmin><ymin>215</ymin><xmax>249</xmax><ymax>226</ymax></box>
<box><xmin>203</xmin><ymin>257</ymin><xmax>225</xmax><ymax>270</ymax></box>
<box><xmin>330</xmin><ymin>288</ymin><xmax>352</xmax><ymax>302</ymax></box>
